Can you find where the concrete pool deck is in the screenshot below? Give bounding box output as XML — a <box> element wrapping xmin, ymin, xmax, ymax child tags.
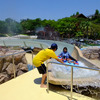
<box><xmin>0</xmin><ymin>68</ymin><xmax>95</xmax><ymax>100</ymax></box>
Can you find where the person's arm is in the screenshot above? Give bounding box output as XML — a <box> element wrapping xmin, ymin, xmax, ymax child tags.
<box><xmin>55</xmin><ymin>58</ymin><xmax>64</xmax><ymax>64</ymax></box>
<box><xmin>50</xmin><ymin>51</ymin><xmax>64</xmax><ymax>64</ymax></box>
<box><xmin>68</xmin><ymin>53</ymin><xmax>77</xmax><ymax>61</ymax></box>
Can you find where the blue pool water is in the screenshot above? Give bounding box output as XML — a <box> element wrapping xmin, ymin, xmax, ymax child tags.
<box><xmin>27</xmin><ymin>64</ymin><xmax>35</xmax><ymax>71</ymax></box>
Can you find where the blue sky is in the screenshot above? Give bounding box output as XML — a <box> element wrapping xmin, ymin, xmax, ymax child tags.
<box><xmin>0</xmin><ymin>0</ymin><xmax>100</xmax><ymax>21</ymax></box>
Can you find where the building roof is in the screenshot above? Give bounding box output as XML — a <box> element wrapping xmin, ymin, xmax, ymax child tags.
<box><xmin>72</xmin><ymin>14</ymin><xmax>87</xmax><ymax>19</ymax></box>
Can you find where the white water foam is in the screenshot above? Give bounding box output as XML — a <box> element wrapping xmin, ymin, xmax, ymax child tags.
<box><xmin>51</xmin><ymin>60</ymin><xmax>99</xmax><ymax>79</ymax></box>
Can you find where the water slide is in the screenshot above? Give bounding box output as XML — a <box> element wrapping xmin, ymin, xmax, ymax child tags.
<box><xmin>33</xmin><ymin>40</ymin><xmax>100</xmax><ymax>87</ymax></box>
<box><xmin>0</xmin><ymin>38</ymin><xmax>96</xmax><ymax>100</ymax></box>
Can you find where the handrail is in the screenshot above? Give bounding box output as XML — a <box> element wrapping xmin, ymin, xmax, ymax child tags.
<box><xmin>0</xmin><ymin>50</ymin><xmax>32</xmax><ymax>58</ymax></box>
<box><xmin>47</xmin><ymin>61</ymin><xmax>100</xmax><ymax>100</ymax></box>
<box><xmin>47</xmin><ymin>61</ymin><xmax>100</xmax><ymax>71</ymax></box>
<box><xmin>0</xmin><ymin>49</ymin><xmax>34</xmax><ymax>78</ymax></box>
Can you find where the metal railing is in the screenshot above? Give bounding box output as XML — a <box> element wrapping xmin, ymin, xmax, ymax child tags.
<box><xmin>0</xmin><ymin>50</ymin><xmax>34</xmax><ymax>78</ymax></box>
<box><xmin>0</xmin><ymin>40</ymin><xmax>47</xmax><ymax>79</ymax></box>
<box><xmin>47</xmin><ymin>61</ymin><xmax>100</xmax><ymax>100</ymax></box>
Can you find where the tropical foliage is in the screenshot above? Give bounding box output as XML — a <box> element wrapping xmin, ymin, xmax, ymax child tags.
<box><xmin>0</xmin><ymin>9</ymin><xmax>100</xmax><ymax>39</ymax></box>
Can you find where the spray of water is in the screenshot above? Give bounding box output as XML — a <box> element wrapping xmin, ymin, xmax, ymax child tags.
<box><xmin>35</xmin><ymin>26</ymin><xmax>45</xmax><ymax>33</ymax></box>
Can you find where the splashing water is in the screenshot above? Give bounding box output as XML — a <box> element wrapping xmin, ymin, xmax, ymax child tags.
<box><xmin>51</xmin><ymin>60</ymin><xmax>99</xmax><ymax>79</ymax></box>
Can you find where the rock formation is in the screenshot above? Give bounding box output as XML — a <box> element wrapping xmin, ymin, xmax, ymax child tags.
<box><xmin>37</xmin><ymin>25</ymin><xmax>60</xmax><ymax>40</ymax></box>
<box><xmin>0</xmin><ymin>46</ymin><xmax>28</xmax><ymax>84</ymax></box>
<box><xmin>82</xmin><ymin>48</ymin><xmax>100</xmax><ymax>59</ymax></box>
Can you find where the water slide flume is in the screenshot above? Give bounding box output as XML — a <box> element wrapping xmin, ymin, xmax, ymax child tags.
<box><xmin>57</xmin><ymin>56</ymin><xmax>79</xmax><ymax>65</ymax></box>
<box><xmin>47</xmin><ymin>60</ymin><xmax>100</xmax><ymax>100</ymax></box>
<box><xmin>48</xmin><ymin>61</ymin><xmax>100</xmax><ymax>72</ymax></box>
<box><xmin>47</xmin><ymin>59</ymin><xmax>100</xmax><ymax>86</ymax></box>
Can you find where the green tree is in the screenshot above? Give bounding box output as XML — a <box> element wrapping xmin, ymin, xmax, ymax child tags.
<box><xmin>76</xmin><ymin>12</ymin><xmax>79</xmax><ymax>15</ymax></box>
<box><xmin>92</xmin><ymin>9</ymin><xmax>100</xmax><ymax>20</ymax></box>
<box><xmin>79</xmin><ymin>21</ymin><xmax>91</xmax><ymax>39</ymax></box>
<box><xmin>5</xmin><ymin>18</ymin><xmax>22</xmax><ymax>35</ymax></box>
<box><xmin>75</xmin><ymin>31</ymin><xmax>83</xmax><ymax>40</ymax></box>
<box><xmin>95</xmin><ymin>9</ymin><xmax>99</xmax><ymax>15</ymax></box>
<box><xmin>55</xmin><ymin>17</ymin><xmax>77</xmax><ymax>38</ymax></box>
<box><xmin>91</xmin><ymin>23</ymin><xmax>100</xmax><ymax>39</ymax></box>
<box><xmin>20</xmin><ymin>18</ymin><xmax>42</xmax><ymax>33</ymax></box>
<box><xmin>0</xmin><ymin>21</ymin><xmax>7</xmax><ymax>34</ymax></box>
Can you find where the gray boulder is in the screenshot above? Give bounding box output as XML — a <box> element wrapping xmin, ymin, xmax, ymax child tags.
<box><xmin>6</xmin><ymin>63</ymin><xmax>17</xmax><ymax>75</ymax></box>
<box><xmin>4</xmin><ymin>55</ymin><xmax>12</xmax><ymax>63</ymax></box>
<box><xmin>2</xmin><ymin>62</ymin><xmax>10</xmax><ymax>72</ymax></box>
<box><xmin>17</xmin><ymin>70</ymin><xmax>25</xmax><ymax>76</ymax></box>
<box><xmin>14</xmin><ymin>53</ymin><xmax>25</xmax><ymax>65</ymax></box>
<box><xmin>0</xmin><ymin>47</ymin><xmax>28</xmax><ymax>84</ymax></box>
<box><xmin>0</xmin><ymin>72</ymin><xmax>9</xmax><ymax>84</ymax></box>
<box><xmin>0</xmin><ymin>52</ymin><xmax>4</xmax><ymax>72</ymax></box>
<box><xmin>82</xmin><ymin>48</ymin><xmax>100</xmax><ymax>59</ymax></box>
<box><xmin>21</xmin><ymin>55</ymin><xmax>27</xmax><ymax>64</ymax></box>
<box><xmin>17</xmin><ymin>63</ymin><xmax>28</xmax><ymax>72</ymax></box>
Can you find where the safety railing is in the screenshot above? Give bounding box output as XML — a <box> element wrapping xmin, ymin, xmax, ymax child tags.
<box><xmin>0</xmin><ymin>49</ymin><xmax>34</xmax><ymax>78</ymax></box>
<box><xmin>0</xmin><ymin>40</ymin><xmax>47</xmax><ymax>79</ymax></box>
<box><xmin>47</xmin><ymin>61</ymin><xmax>100</xmax><ymax>100</ymax></box>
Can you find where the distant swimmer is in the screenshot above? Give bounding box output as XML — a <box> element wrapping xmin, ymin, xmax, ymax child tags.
<box><xmin>33</xmin><ymin>43</ymin><xmax>64</xmax><ymax>88</ymax></box>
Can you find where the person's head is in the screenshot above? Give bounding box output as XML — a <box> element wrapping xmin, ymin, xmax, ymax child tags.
<box><xmin>63</xmin><ymin>47</ymin><xmax>67</xmax><ymax>53</ymax></box>
<box><xmin>50</xmin><ymin>43</ymin><xmax>58</xmax><ymax>51</ymax></box>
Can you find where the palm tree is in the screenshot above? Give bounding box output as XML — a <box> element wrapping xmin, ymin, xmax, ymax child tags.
<box><xmin>79</xmin><ymin>21</ymin><xmax>91</xmax><ymax>39</ymax></box>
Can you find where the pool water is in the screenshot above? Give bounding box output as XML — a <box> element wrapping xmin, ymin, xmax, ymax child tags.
<box><xmin>51</xmin><ymin>60</ymin><xmax>99</xmax><ymax>79</ymax></box>
<box><xmin>27</xmin><ymin>64</ymin><xmax>34</xmax><ymax>71</ymax></box>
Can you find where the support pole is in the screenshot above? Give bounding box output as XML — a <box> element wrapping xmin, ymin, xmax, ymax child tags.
<box><xmin>46</xmin><ymin>62</ymin><xmax>49</xmax><ymax>93</ymax></box>
<box><xmin>71</xmin><ymin>66</ymin><xmax>73</xmax><ymax>100</ymax></box>
<box><xmin>40</xmin><ymin>44</ymin><xmax>44</xmax><ymax>49</ymax></box>
<box><xmin>31</xmin><ymin>51</ymin><xmax>34</xmax><ymax>69</ymax></box>
<box><xmin>12</xmin><ymin>55</ymin><xmax>16</xmax><ymax>78</ymax></box>
<box><xmin>23</xmin><ymin>41</ymin><xmax>27</xmax><ymax>47</ymax></box>
<box><xmin>3</xmin><ymin>41</ymin><xmax>6</xmax><ymax>46</ymax></box>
